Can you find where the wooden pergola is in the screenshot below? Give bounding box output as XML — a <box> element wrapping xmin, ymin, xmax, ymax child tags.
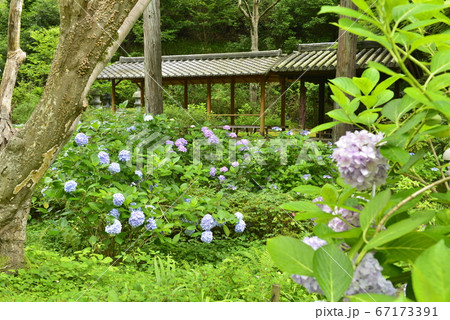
<box><xmin>97</xmin><ymin>42</ymin><xmax>400</xmax><ymax>135</ymax></box>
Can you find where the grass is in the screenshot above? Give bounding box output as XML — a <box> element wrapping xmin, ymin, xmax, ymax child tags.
<box><xmin>0</xmin><ymin>221</ymin><xmax>319</xmax><ymax>302</ymax></box>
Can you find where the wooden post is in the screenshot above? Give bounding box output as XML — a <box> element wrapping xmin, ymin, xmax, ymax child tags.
<box><xmin>230</xmin><ymin>78</ymin><xmax>235</xmax><ymax>125</ymax></box>
<box><xmin>207</xmin><ymin>81</ymin><xmax>211</xmax><ymax>115</ymax></box>
<box><xmin>280</xmin><ymin>77</ymin><xmax>286</xmax><ymax>127</ymax></box>
<box><xmin>299</xmin><ymin>81</ymin><xmax>307</xmax><ymax>130</ymax></box>
<box><xmin>271</xmin><ymin>284</ymin><xmax>281</xmax><ymax>302</ymax></box>
<box><xmin>140</xmin><ymin>80</ymin><xmax>145</xmax><ymax>111</ymax></box>
<box><xmin>318</xmin><ymin>81</ymin><xmax>325</xmax><ymax>124</ymax></box>
<box><xmin>184</xmin><ymin>80</ymin><xmax>188</xmax><ymax>109</ymax></box>
<box><xmin>260</xmin><ymin>80</ymin><xmax>266</xmax><ymax>135</ymax></box>
<box><xmin>111</xmin><ymin>79</ymin><xmax>116</xmax><ymax>113</ymax></box>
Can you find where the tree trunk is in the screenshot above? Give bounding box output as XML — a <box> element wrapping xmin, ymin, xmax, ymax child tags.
<box><xmin>144</xmin><ymin>0</ymin><xmax>163</xmax><ymax>115</ymax></box>
<box><xmin>0</xmin><ymin>0</ymin><xmax>152</xmax><ymax>271</ymax></box>
<box><xmin>332</xmin><ymin>0</ymin><xmax>357</xmax><ymax>142</ymax></box>
<box><xmin>0</xmin><ymin>0</ymin><xmax>26</xmax><ymax>151</ymax></box>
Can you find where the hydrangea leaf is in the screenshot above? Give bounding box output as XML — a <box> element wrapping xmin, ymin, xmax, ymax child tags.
<box><xmin>360</xmin><ymin>189</ymin><xmax>391</xmax><ymax>233</ymax></box>
<box><xmin>412</xmin><ymin>240</ymin><xmax>450</xmax><ymax>302</ymax></box>
<box><xmin>267</xmin><ymin>236</ymin><xmax>314</xmax><ymax>276</ymax></box>
<box><xmin>313</xmin><ymin>244</ymin><xmax>353</xmax><ymax>302</ymax></box>
<box><xmin>364</xmin><ymin>211</ymin><xmax>435</xmax><ymax>251</ymax></box>
<box><xmin>310</xmin><ymin>121</ymin><xmax>339</xmax><ymax>134</ymax></box>
<box><xmin>380</xmin><ymin>145</ymin><xmax>410</xmax><ymax>165</ymax></box>
<box><xmin>321</xmin><ymin>184</ymin><xmax>338</xmax><ymax>205</ymax></box>
<box><xmin>292</xmin><ymin>185</ymin><xmax>322</xmax><ymax>195</ymax></box>
<box><xmin>348</xmin><ymin>294</ymin><xmax>413</xmax><ymax>302</ymax></box>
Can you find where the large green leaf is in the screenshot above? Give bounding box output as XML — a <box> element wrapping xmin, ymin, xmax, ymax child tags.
<box><xmin>267</xmin><ymin>236</ymin><xmax>314</xmax><ymax>276</ymax></box>
<box><xmin>364</xmin><ymin>211</ymin><xmax>435</xmax><ymax>251</ymax></box>
<box><xmin>412</xmin><ymin>240</ymin><xmax>450</xmax><ymax>302</ymax></box>
<box><xmin>376</xmin><ymin>232</ymin><xmax>438</xmax><ymax>263</ymax></box>
<box><xmin>281</xmin><ymin>201</ymin><xmax>323</xmax><ymax>212</ymax></box>
<box><xmin>327</xmin><ymin>109</ymin><xmax>355</xmax><ymax>124</ymax></box>
<box><xmin>431</xmin><ymin>50</ymin><xmax>450</xmax><ymax>75</ymax></box>
<box><xmin>330</xmin><ymin>77</ymin><xmax>361</xmax><ymax>97</ymax></box>
<box><xmin>412</xmin><ymin>34</ymin><xmax>450</xmax><ymax>51</ymax></box>
<box><xmin>360</xmin><ymin>189</ymin><xmax>391</xmax><ymax>233</ymax></box>
<box><xmin>313</xmin><ymin>244</ymin><xmax>354</xmax><ymax>302</ymax></box>
<box><xmin>318</xmin><ymin>5</ymin><xmax>376</xmax><ymax>24</ymax></box>
<box><xmin>348</xmin><ymin>294</ymin><xmax>413</xmax><ymax>302</ymax></box>
<box><xmin>380</xmin><ymin>145</ymin><xmax>411</xmax><ymax>165</ymax></box>
<box><xmin>392</xmin><ymin>3</ymin><xmax>445</xmax><ymax>22</ymax></box>
<box><xmin>321</xmin><ymin>183</ymin><xmax>338</xmax><ymax>205</ymax></box>
<box><xmin>336</xmin><ymin>19</ymin><xmax>391</xmax><ymax>48</ymax></box>
<box><xmin>382</xmin><ymin>96</ymin><xmax>417</xmax><ymax>123</ymax></box>
<box><xmin>292</xmin><ymin>185</ymin><xmax>322</xmax><ymax>195</ymax></box>
<box><xmin>310</xmin><ymin>121</ymin><xmax>339</xmax><ymax>134</ymax></box>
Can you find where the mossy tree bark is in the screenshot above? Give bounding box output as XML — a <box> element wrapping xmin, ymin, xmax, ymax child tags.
<box><xmin>0</xmin><ymin>0</ymin><xmax>152</xmax><ymax>271</ymax></box>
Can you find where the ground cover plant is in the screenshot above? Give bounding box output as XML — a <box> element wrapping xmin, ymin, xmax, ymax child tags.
<box><xmin>267</xmin><ymin>0</ymin><xmax>450</xmax><ymax>303</ymax></box>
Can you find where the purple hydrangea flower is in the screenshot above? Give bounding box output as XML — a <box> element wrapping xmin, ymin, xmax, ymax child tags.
<box><xmin>109</xmin><ymin>208</ymin><xmax>120</xmax><ymax>219</ymax></box>
<box><xmin>286</xmin><ymin>131</ymin><xmax>293</xmax><ymax>136</ymax></box>
<box><xmin>108</xmin><ymin>162</ymin><xmax>120</xmax><ymax>174</ymax></box>
<box><xmin>126</xmin><ymin>125</ymin><xmax>136</xmax><ymax>132</ymax></box>
<box><xmin>201</xmin><ymin>231</ymin><xmax>213</xmax><ymax>243</ymax></box>
<box><xmin>223</xmin><ymin>125</ymin><xmax>231</xmax><ymax>130</ymax></box>
<box><xmin>166</xmin><ymin>140</ymin><xmax>174</xmax><ymax>145</ymax></box>
<box><xmin>346</xmin><ymin>252</ymin><xmax>396</xmax><ymax>296</ymax></box>
<box><xmin>220</xmin><ymin>166</ymin><xmax>228</xmax><ymax>172</ymax></box>
<box><xmin>129</xmin><ymin>209</ymin><xmax>145</xmax><ymax>227</ymax></box>
<box><xmin>105</xmin><ymin>219</ymin><xmax>122</xmax><ymax>235</ymax></box>
<box><xmin>313</xmin><ymin>196</ymin><xmax>361</xmax><ymax>232</ymax></box>
<box><xmin>175</xmin><ymin>138</ymin><xmax>188</xmax><ymax>147</ymax></box>
<box><xmin>118</xmin><ymin>150</ymin><xmax>131</xmax><ymax>162</ymax></box>
<box><xmin>228</xmin><ymin>185</ymin><xmax>237</xmax><ymax>190</ymax></box>
<box><xmin>200</xmin><ymin>214</ymin><xmax>216</xmax><ymax>231</ymax></box>
<box><xmin>302</xmin><ymin>236</ymin><xmax>327</xmax><ymax>250</ymax></box>
<box><xmin>302</xmin><ymin>174</ymin><xmax>311</xmax><ymax>180</ymax></box>
<box><xmin>113</xmin><ymin>193</ymin><xmax>125</xmax><ymax>206</ymax></box>
<box><xmin>64</xmin><ymin>180</ymin><xmax>77</xmax><ymax>193</ymax></box>
<box><xmin>323</xmin><ymin>175</ymin><xmax>332</xmax><ymax>179</ymax></box>
<box><xmin>74</xmin><ymin>133</ymin><xmax>89</xmax><ymax>146</ymax></box>
<box><xmin>98</xmin><ymin>151</ymin><xmax>110</xmax><ymax>165</ymax></box>
<box><xmin>231</xmin><ymin>161</ymin><xmax>239</xmax><ymax>167</ymax></box>
<box><xmin>208</xmin><ymin>135</ymin><xmax>220</xmax><ymax>144</ymax></box>
<box><xmin>272</xmin><ymin>126</ymin><xmax>282</xmax><ymax>132</ymax></box>
<box><xmin>234</xmin><ymin>212</ymin><xmax>244</xmax><ymax>220</ymax></box>
<box><xmin>228</xmin><ymin>132</ymin><xmax>237</xmax><ymax>138</ymax></box>
<box><xmin>145</xmin><ymin>217</ymin><xmax>157</xmax><ymax>230</ymax></box>
<box><xmin>218</xmin><ymin>175</ymin><xmax>226</xmax><ymax>181</ymax></box>
<box><xmin>300</xmin><ymin>130</ymin><xmax>310</xmax><ymax>136</ymax></box>
<box><xmin>431</xmin><ymin>167</ymin><xmax>439</xmax><ymax>171</ymax></box>
<box><xmin>236</xmin><ymin>139</ymin><xmax>249</xmax><ymax>146</ymax></box>
<box><xmin>209</xmin><ymin>167</ymin><xmax>217</xmax><ymax>177</ymax></box>
<box><xmin>235</xmin><ymin>220</ymin><xmax>246</xmax><ymax>233</ymax></box>
<box><xmin>184</xmin><ymin>198</ymin><xmax>191</xmax><ymax>203</ymax></box>
<box><xmin>177</xmin><ymin>145</ymin><xmax>187</xmax><ymax>152</ymax></box>
<box><xmin>203</xmin><ymin>129</ymin><xmax>214</xmax><ymax>138</ymax></box>
<box><xmin>332</xmin><ymin>130</ymin><xmax>389</xmax><ymax>190</ymax></box>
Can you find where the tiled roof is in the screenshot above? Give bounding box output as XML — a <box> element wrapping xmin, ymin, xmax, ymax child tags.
<box><xmin>272</xmin><ymin>41</ymin><xmax>396</xmax><ymax>73</ymax></box>
<box><xmin>98</xmin><ymin>50</ymin><xmax>283</xmax><ymax>84</ymax></box>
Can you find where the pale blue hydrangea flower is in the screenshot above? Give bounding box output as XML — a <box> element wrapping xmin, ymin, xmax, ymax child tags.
<box><xmin>118</xmin><ymin>150</ymin><xmax>131</xmax><ymax>162</ymax></box>
<box><xmin>184</xmin><ymin>198</ymin><xmax>191</xmax><ymax>203</ymax></box>
<box><xmin>235</xmin><ymin>220</ymin><xmax>246</xmax><ymax>233</ymax></box>
<box><xmin>201</xmin><ymin>231</ymin><xmax>213</xmax><ymax>243</ymax></box>
<box><xmin>74</xmin><ymin>133</ymin><xmax>89</xmax><ymax>146</ymax></box>
<box><xmin>234</xmin><ymin>212</ymin><xmax>244</xmax><ymax>220</ymax></box>
<box><xmin>109</xmin><ymin>208</ymin><xmax>120</xmax><ymax>219</ymax></box>
<box><xmin>175</xmin><ymin>138</ymin><xmax>188</xmax><ymax>147</ymax></box>
<box><xmin>208</xmin><ymin>135</ymin><xmax>220</xmax><ymax>144</ymax></box>
<box><xmin>220</xmin><ymin>166</ymin><xmax>228</xmax><ymax>172</ymax></box>
<box><xmin>332</xmin><ymin>130</ymin><xmax>389</xmax><ymax>190</ymax></box>
<box><xmin>302</xmin><ymin>174</ymin><xmax>311</xmax><ymax>180</ymax></box>
<box><xmin>105</xmin><ymin>219</ymin><xmax>122</xmax><ymax>235</ymax></box>
<box><xmin>227</xmin><ymin>185</ymin><xmax>237</xmax><ymax>190</ymax></box>
<box><xmin>166</xmin><ymin>140</ymin><xmax>174</xmax><ymax>145</ymax></box>
<box><xmin>126</xmin><ymin>125</ymin><xmax>136</xmax><ymax>132</ymax></box>
<box><xmin>323</xmin><ymin>174</ymin><xmax>332</xmax><ymax>179</ymax></box>
<box><xmin>231</xmin><ymin>161</ymin><xmax>239</xmax><ymax>167</ymax></box>
<box><xmin>300</xmin><ymin>130</ymin><xmax>310</xmax><ymax>136</ymax></box>
<box><xmin>223</xmin><ymin>125</ymin><xmax>231</xmax><ymax>130</ymax></box>
<box><xmin>113</xmin><ymin>193</ymin><xmax>125</xmax><ymax>206</ymax></box>
<box><xmin>272</xmin><ymin>126</ymin><xmax>282</xmax><ymax>132</ymax></box>
<box><xmin>109</xmin><ymin>162</ymin><xmax>120</xmax><ymax>174</ymax></box>
<box><xmin>218</xmin><ymin>175</ymin><xmax>226</xmax><ymax>181</ymax></box>
<box><xmin>286</xmin><ymin>131</ymin><xmax>293</xmax><ymax>136</ymax></box>
<box><xmin>210</xmin><ymin>167</ymin><xmax>217</xmax><ymax>177</ymax></box>
<box><xmin>145</xmin><ymin>217</ymin><xmax>157</xmax><ymax>230</ymax></box>
<box><xmin>200</xmin><ymin>214</ymin><xmax>216</xmax><ymax>231</ymax></box>
<box><xmin>177</xmin><ymin>145</ymin><xmax>187</xmax><ymax>152</ymax></box>
<box><xmin>64</xmin><ymin>180</ymin><xmax>77</xmax><ymax>193</ymax></box>
<box><xmin>135</xmin><ymin>170</ymin><xmax>143</xmax><ymax>179</ymax></box>
<box><xmin>228</xmin><ymin>132</ymin><xmax>237</xmax><ymax>138</ymax></box>
<box><xmin>98</xmin><ymin>151</ymin><xmax>110</xmax><ymax>165</ymax></box>
<box><xmin>129</xmin><ymin>209</ymin><xmax>145</xmax><ymax>227</ymax></box>
<box><xmin>431</xmin><ymin>167</ymin><xmax>439</xmax><ymax>171</ymax></box>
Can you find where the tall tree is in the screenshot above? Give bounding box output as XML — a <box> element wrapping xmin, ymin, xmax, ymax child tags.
<box><xmin>0</xmin><ymin>0</ymin><xmax>152</xmax><ymax>271</ymax></box>
<box><xmin>144</xmin><ymin>0</ymin><xmax>163</xmax><ymax>115</ymax></box>
<box><xmin>238</xmin><ymin>0</ymin><xmax>281</xmax><ymax>104</ymax></box>
<box><xmin>332</xmin><ymin>0</ymin><xmax>357</xmax><ymax>141</ymax></box>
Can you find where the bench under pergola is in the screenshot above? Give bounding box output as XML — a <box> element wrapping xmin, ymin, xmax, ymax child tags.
<box><xmin>97</xmin><ymin>41</ymin><xmax>401</xmax><ymax>135</ymax></box>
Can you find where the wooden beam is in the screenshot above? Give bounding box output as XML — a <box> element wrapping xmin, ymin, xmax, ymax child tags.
<box><xmin>260</xmin><ymin>80</ymin><xmax>266</xmax><ymax>135</ymax></box>
<box><xmin>207</xmin><ymin>81</ymin><xmax>211</xmax><ymax>114</ymax></box>
<box><xmin>280</xmin><ymin>77</ymin><xmax>286</xmax><ymax>127</ymax></box>
<box><xmin>318</xmin><ymin>81</ymin><xmax>325</xmax><ymax>124</ymax></box>
<box><xmin>230</xmin><ymin>78</ymin><xmax>235</xmax><ymax>125</ymax></box>
<box><xmin>299</xmin><ymin>81</ymin><xmax>307</xmax><ymax>130</ymax></box>
<box><xmin>184</xmin><ymin>80</ymin><xmax>188</xmax><ymax>109</ymax></box>
<box><xmin>111</xmin><ymin>79</ymin><xmax>116</xmax><ymax>113</ymax></box>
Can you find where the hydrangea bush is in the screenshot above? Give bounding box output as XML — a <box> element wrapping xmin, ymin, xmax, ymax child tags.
<box><xmin>268</xmin><ymin>0</ymin><xmax>450</xmax><ymax>302</ymax></box>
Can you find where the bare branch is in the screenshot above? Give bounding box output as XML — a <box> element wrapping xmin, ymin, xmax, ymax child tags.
<box><xmin>238</xmin><ymin>0</ymin><xmax>251</xmax><ymax>20</ymax></box>
<box><xmin>260</xmin><ymin>0</ymin><xmax>281</xmax><ymax>18</ymax></box>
